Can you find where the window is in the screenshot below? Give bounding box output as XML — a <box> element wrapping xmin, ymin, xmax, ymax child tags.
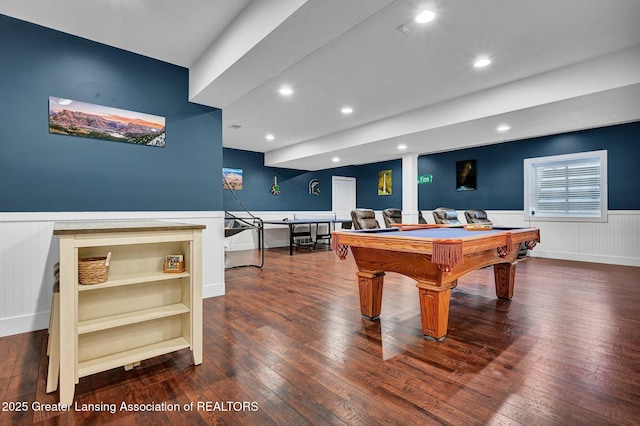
<box><xmin>524</xmin><ymin>150</ymin><xmax>607</xmax><ymax>222</ymax></box>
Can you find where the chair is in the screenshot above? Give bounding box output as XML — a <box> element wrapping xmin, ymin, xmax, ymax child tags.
<box><xmin>382</xmin><ymin>208</ymin><xmax>402</xmax><ymax>228</ymax></box>
<box><xmin>224</xmin><ymin>218</ymin><xmax>246</xmax><ymax>237</ymax></box>
<box><xmin>464</xmin><ymin>209</ymin><xmax>528</xmax><ymax>257</ymax></box>
<box><xmin>418</xmin><ymin>211</ymin><xmax>428</xmax><ymax>224</ymax></box>
<box><xmin>464</xmin><ymin>209</ymin><xmax>492</xmax><ymax>224</ymax></box>
<box><xmin>351</xmin><ymin>209</ymin><xmax>380</xmax><ymax>230</ymax></box>
<box><xmin>432</xmin><ymin>207</ymin><xmax>462</xmax><ymax>225</ymax></box>
<box><xmin>340</xmin><ymin>220</ymin><xmax>353</xmax><ymax>230</ymax></box>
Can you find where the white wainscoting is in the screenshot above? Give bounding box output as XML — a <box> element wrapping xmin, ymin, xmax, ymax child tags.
<box><xmin>226</xmin><ymin>210</ymin><xmax>640</xmax><ymax>268</ymax></box>
<box><xmin>437</xmin><ymin>210</ymin><xmax>640</xmax><ymax>267</ymax></box>
<box><xmin>224</xmin><ymin>211</ymin><xmax>352</xmax><ymax>252</ymax></box>
<box><xmin>0</xmin><ymin>211</ymin><xmax>225</xmax><ymax>337</ymax></box>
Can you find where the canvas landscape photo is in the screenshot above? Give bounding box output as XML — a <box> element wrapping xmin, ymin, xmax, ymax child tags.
<box><xmin>222</xmin><ymin>168</ymin><xmax>243</xmax><ymax>190</ymax></box>
<box><xmin>49</xmin><ymin>97</ymin><xmax>166</xmax><ymax>147</ymax></box>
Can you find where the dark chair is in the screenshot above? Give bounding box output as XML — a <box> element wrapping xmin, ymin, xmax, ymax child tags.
<box><xmin>463</xmin><ymin>209</ymin><xmax>528</xmax><ymax>257</ymax></box>
<box><xmin>418</xmin><ymin>211</ymin><xmax>428</xmax><ymax>224</ymax></box>
<box><xmin>351</xmin><ymin>209</ymin><xmax>380</xmax><ymax>230</ymax></box>
<box><xmin>339</xmin><ymin>220</ymin><xmax>353</xmax><ymax>230</ymax></box>
<box><xmin>382</xmin><ymin>208</ymin><xmax>402</xmax><ymax>228</ymax></box>
<box><xmin>432</xmin><ymin>207</ymin><xmax>461</xmax><ymax>225</ymax></box>
<box><xmin>464</xmin><ymin>209</ymin><xmax>492</xmax><ymax>225</ymax></box>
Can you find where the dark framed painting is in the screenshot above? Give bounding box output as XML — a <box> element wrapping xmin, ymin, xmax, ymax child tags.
<box><xmin>456</xmin><ymin>160</ymin><xmax>476</xmax><ymax>191</ymax></box>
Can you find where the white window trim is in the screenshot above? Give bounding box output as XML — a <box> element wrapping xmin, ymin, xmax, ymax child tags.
<box><xmin>524</xmin><ymin>150</ymin><xmax>608</xmax><ymax>223</ymax></box>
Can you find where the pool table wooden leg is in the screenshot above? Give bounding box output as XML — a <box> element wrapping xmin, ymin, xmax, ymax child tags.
<box><xmin>494</xmin><ymin>262</ymin><xmax>516</xmax><ymax>300</ymax></box>
<box><xmin>417</xmin><ymin>284</ymin><xmax>450</xmax><ymax>340</ymax></box>
<box><xmin>356</xmin><ymin>271</ymin><xmax>385</xmax><ymax>320</ymax></box>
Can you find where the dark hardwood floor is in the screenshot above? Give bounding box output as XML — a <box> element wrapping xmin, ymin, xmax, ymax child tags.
<box><xmin>2</xmin><ymin>246</ymin><xmax>640</xmax><ymax>425</ymax></box>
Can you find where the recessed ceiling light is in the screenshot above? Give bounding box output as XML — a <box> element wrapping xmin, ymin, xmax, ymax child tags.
<box><xmin>474</xmin><ymin>57</ymin><xmax>492</xmax><ymax>68</ymax></box>
<box><xmin>265</xmin><ymin>134</ymin><xmax>275</xmax><ymax>141</ymax></box>
<box><xmin>278</xmin><ymin>85</ymin><xmax>293</xmax><ymax>96</ymax></box>
<box><xmin>415</xmin><ymin>9</ymin><xmax>436</xmax><ymax>23</ymax></box>
<box><xmin>397</xmin><ymin>144</ymin><xmax>407</xmax><ymax>150</ymax></box>
<box><xmin>331</xmin><ymin>157</ymin><xmax>340</xmax><ymax>163</ymax></box>
<box><xmin>341</xmin><ymin>106</ymin><xmax>353</xmax><ymax>115</ymax></box>
<box><xmin>496</xmin><ymin>124</ymin><xmax>511</xmax><ymax>133</ymax></box>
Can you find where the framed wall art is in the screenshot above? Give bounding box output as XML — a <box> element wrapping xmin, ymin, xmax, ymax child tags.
<box><xmin>456</xmin><ymin>160</ymin><xmax>476</xmax><ymax>191</ymax></box>
<box><xmin>378</xmin><ymin>170</ymin><xmax>392</xmax><ymax>196</ymax></box>
<box><xmin>49</xmin><ymin>96</ymin><xmax>166</xmax><ymax>147</ymax></box>
<box><xmin>222</xmin><ymin>168</ymin><xmax>243</xmax><ymax>190</ymax></box>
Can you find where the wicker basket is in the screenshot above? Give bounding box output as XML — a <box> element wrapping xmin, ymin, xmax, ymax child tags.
<box><xmin>78</xmin><ymin>252</ymin><xmax>111</xmax><ymax>285</ymax></box>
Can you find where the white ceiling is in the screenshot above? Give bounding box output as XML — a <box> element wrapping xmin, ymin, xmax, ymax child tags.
<box><xmin>2</xmin><ymin>0</ymin><xmax>640</xmax><ymax>170</ymax></box>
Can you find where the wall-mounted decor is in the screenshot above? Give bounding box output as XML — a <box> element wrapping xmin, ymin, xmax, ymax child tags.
<box><xmin>49</xmin><ymin>96</ymin><xmax>166</xmax><ymax>147</ymax></box>
<box><xmin>418</xmin><ymin>174</ymin><xmax>433</xmax><ymax>184</ymax></box>
<box><xmin>456</xmin><ymin>159</ymin><xmax>476</xmax><ymax>191</ymax></box>
<box><xmin>222</xmin><ymin>168</ymin><xmax>243</xmax><ymax>190</ymax></box>
<box><xmin>270</xmin><ymin>176</ymin><xmax>280</xmax><ymax>195</ymax></box>
<box><xmin>309</xmin><ymin>178</ymin><xmax>320</xmax><ymax>195</ymax></box>
<box><xmin>378</xmin><ymin>170</ymin><xmax>392</xmax><ymax>195</ymax></box>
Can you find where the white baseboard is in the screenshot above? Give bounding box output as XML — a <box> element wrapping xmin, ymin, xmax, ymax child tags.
<box><xmin>203</xmin><ymin>281</ymin><xmax>225</xmax><ymax>298</ymax></box>
<box><xmin>0</xmin><ymin>311</ymin><xmax>51</xmax><ymax>337</ymax></box>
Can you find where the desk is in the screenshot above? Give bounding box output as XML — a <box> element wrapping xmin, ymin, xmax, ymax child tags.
<box><xmin>332</xmin><ymin>226</ymin><xmax>540</xmax><ymax>340</ymax></box>
<box><xmin>53</xmin><ymin>221</ymin><xmax>204</xmax><ymax>404</ymax></box>
<box><xmin>264</xmin><ymin>218</ymin><xmax>352</xmax><ymax>255</ymax></box>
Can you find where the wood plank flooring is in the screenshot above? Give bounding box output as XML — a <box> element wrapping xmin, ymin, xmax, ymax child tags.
<box><xmin>1</xmin><ymin>246</ymin><xmax>639</xmax><ymax>425</ymax></box>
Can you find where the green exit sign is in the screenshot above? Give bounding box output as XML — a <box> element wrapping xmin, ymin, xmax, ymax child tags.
<box><xmin>418</xmin><ymin>174</ymin><xmax>433</xmax><ymax>184</ymax></box>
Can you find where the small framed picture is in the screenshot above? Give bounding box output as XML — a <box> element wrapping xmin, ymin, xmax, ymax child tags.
<box><xmin>164</xmin><ymin>254</ymin><xmax>185</xmax><ymax>273</ymax></box>
<box><xmin>456</xmin><ymin>159</ymin><xmax>477</xmax><ymax>191</ymax></box>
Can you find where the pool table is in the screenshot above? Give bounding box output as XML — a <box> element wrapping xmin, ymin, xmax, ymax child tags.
<box><xmin>332</xmin><ymin>225</ymin><xmax>540</xmax><ymax>340</ymax></box>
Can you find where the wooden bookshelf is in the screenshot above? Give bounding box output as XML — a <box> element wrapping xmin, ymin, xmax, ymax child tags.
<box><xmin>53</xmin><ymin>221</ymin><xmax>205</xmax><ymax>405</ymax></box>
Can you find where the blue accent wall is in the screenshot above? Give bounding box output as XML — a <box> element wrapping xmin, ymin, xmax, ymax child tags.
<box><xmin>418</xmin><ymin>122</ymin><xmax>640</xmax><ymax>211</ymax></box>
<box><xmin>223</xmin><ymin>149</ymin><xmax>402</xmax><ymax>212</ymax></box>
<box><xmin>354</xmin><ymin>159</ymin><xmax>402</xmax><ymax>210</ymax></box>
<box><xmin>223</xmin><ymin>148</ymin><xmax>356</xmax><ymax>212</ymax></box>
<box><xmin>0</xmin><ymin>15</ymin><xmax>222</xmax><ymax>212</ymax></box>
<box><xmin>5</xmin><ymin>15</ymin><xmax>636</xmax><ymax>214</ymax></box>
